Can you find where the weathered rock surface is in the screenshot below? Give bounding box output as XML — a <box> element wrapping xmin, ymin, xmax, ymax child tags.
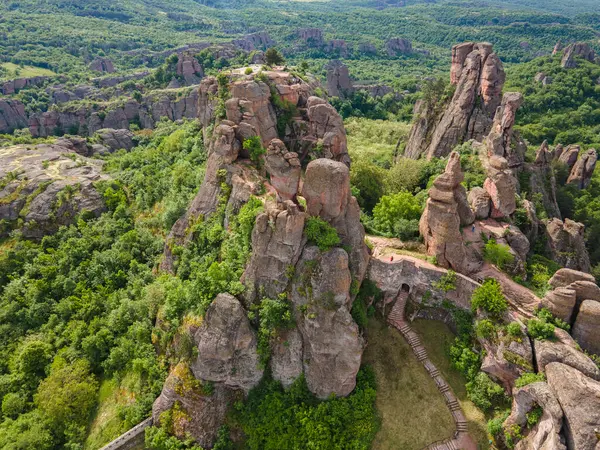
<box><xmin>536</xmin><ymin>336</ymin><xmax>600</xmax><ymax>381</ymax></box>
<box><xmin>572</xmin><ymin>300</ymin><xmax>600</xmax><ymax>356</ymax></box>
<box><xmin>1</xmin><ymin>76</ymin><xmax>48</xmax><ymax>95</ymax></box>
<box><xmin>546</xmin><ymin>362</ymin><xmax>600</xmax><ymax>450</ymax></box>
<box><xmin>270</xmin><ymin>328</ymin><xmax>303</xmax><ymax>389</ymax></box>
<box><xmin>176</xmin><ymin>52</ymin><xmax>204</xmax><ymax>85</ymax></box>
<box><xmin>89</xmin><ymin>57</ymin><xmax>115</xmax><ymax>73</ymax></box>
<box><xmin>325</xmin><ymin>60</ymin><xmax>353</xmax><ymax>98</ymax></box>
<box><xmin>503</xmin><ymin>382</ymin><xmax>566</xmax><ymax>450</ymax></box>
<box><xmin>306</xmin><ymin>96</ymin><xmax>350</xmax><ymax>164</ymax></box>
<box><xmin>232</xmin><ymin>32</ymin><xmax>275</xmax><ymax>51</ymax></box>
<box><xmin>557</xmin><ymin>144</ymin><xmax>581</xmax><ymax>170</ymax></box>
<box><xmin>561</xmin><ymin>42</ymin><xmax>596</xmax><ymax>69</ymax></box>
<box><xmin>542</xmin><ymin>287</ymin><xmax>577</xmax><ymax>323</ymax></box>
<box><xmin>191</xmin><ymin>293</ymin><xmax>263</xmax><ymax>392</ymax></box>
<box><xmin>484</xmin><ymin>155</ymin><xmax>517</xmax><ymax>218</ymax></box>
<box><xmin>297</xmin><ymin>28</ymin><xmax>324</xmax><ymax>47</ymax></box>
<box><xmin>484</xmin><ymin>92</ymin><xmax>524</xmax><ymax>168</ymax></box>
<box><xmin>549</xmin><ymin>268</ymin><xmax>596</xmax><ymax>289</ymax></box>
<box><xmin>0</xmin><ymin>99</ymin><xmax>29</xmax><ymax>133</ymax></box>
<box><xmin>326</xmin><ymin>39</ymin><xmax>349</xmax><ymax>57</ymax></box>
<box><xmin>94</xmin><ymin>128</ymin><xmax>136</xmax><ymax>152</ymax></box>
<box><xmin>290</xmin><ymin>246</ymin><xmax>363</xmax><ymax>399</ymax></box>
<box><xmin>468</xmin><ymin>186</ymin><xmax>491</xmax><ymax>219</ymax></box>
<box><xmin>567</xmin><ymin>149</ymin><xmax>597</xmax><ymax>189</ymax></box>
<box><xmin>0</xmin><ymin>143</ymin><xmax>108</xmax><ymax>238</ymax></box>
<box><xmin>420</xmin><ymin>152</ymin><xmax>474</xmax><ymax>273</ymax></box>
<box><xmin>545</xmin><ymin>218</ymin><xmax>591</xmax><ymax>273</ymax></box>
<box><xmin>264</xmin><ymin>139</ymin><xmax>301</xmax><ymax>202</ymax></box>
<box><xmin>152</xmin><ymin>363</ymin><xmax>236</xmax><ymax>449</ymax></box>
<box><xmin>386</xmin><ymin>38</ymin><xmax>413</xmax><ymax>56</ymax></box>
<box><xmin>527</xmin><ymin>140</ymin><xmax>561</xmax><ymax>219</ymax></box>
<box><xmin>408</xmin><ymin>42</ymin><xmax>506</xmax><ymax>160</ymax></box>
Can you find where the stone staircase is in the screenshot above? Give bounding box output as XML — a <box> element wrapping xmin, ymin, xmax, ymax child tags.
<box><xmin>387</xmin><ymin>290</ymin><xmax>476</xmax><ymax>450</ymax></box>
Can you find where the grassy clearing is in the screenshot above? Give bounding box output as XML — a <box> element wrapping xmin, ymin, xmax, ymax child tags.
<box><xmin>0</xmin><ymin>62</ymin><xmax>55</xmax><ymax>79</ymax></box>
<box><xmin>346</xmin><ymin>118</ymin><xmax>411</xmax><ymax>166</ymax></box>
<box><xmin>84</xmin><ymin>378</ymin><xmax>135</xmax><ymax>450</ymax></box>
<box><xmin>363</xmin><ymin>317</ymin><xmax>455</xmax><ymax>450</ymax></box>
<box><xmin>412</xmin><ymin>319</ymin><xmax>490</xmax><ymax>449</ymax></box>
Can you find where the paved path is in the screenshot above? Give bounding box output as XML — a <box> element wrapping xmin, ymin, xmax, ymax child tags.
<box><xmin>388</xmin><ymin>290</ymin><xmax>477</xmax><ymax>450</ymax></box>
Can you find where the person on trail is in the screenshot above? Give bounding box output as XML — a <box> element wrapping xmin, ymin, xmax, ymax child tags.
<box><xmin>472</xmin><ymin>224</ymin><xmax>475</xmax><ymax>233</ymax></box>
<box><xmin>390</xmin><ymin>256</ymin><xmax>394</xmax><ymax>262</ymax></box>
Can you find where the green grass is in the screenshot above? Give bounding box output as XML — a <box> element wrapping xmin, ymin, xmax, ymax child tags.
<box><xmin>346</xmin><ymin>118</ymin><xmax>411</xmax><ymax>167</ymax></box>
<box><xmin>363</xmin><ymin>317</ymin><xmax>455</xmax><ymax>450</ymax></box>
<box><xmin>412</xmin><ymin>319</ymin><xmax>490</xmax><ymax>449</ymax></box>
<box><xmin>84</xmin><ymin>379</ymin><xmax>132</xmax><ymax>450</ymax></box>
<box><xmin>0</xmin><ymin>62</ymin><xmax>55</xmax><ymax>79</ymax></box>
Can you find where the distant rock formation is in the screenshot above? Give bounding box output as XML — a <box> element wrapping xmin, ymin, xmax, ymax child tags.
<box><xmin>1</xmin><ymin>76</ymin><xmax>49</xmax><ymax>95</ymax></box>
<box><xmin>567</xmin><ymin>148</ymin><xmax>597</xmax><ymax>189</ymax></box>
<box><xmin>405</xmin><ymin>42</ymin><xmax>506</xmax><ymax>160</ymax></box>
<box><xmin>546</xmin><ymin>218</ymin><xmax>591</xmax><ymax>273</ymax></box>
<box><xmin>0</xmin><ymin>99</ymin><xmax>28</xmax><ymax>133</ymax></box>
<box><xmin>385</xmin><ymin>38</ymin><xmax>413</xmax><ymax>56</ymax></box>
<box><xmin>89</xmin><ymin>57</ymin><xmax>115</xmax><ymax>73</ymax></box>
<box><xmin>232</xmin><ymin>32</ymin><xmax>275</xmax><ymax>51</ymax></box>
<box><xmin>297</xmin><ymin>28</ymin><xmax>325</xmax><ymax>47</ymax></box>
<box><xmin>561</xmin><ymin>42</ymin><xmax>596</xmax><ymax>69</ymax></box>
<box><xmin>176</xmin><ymin>52</ymin><xmax>204</xmax><ymax>86</ymax></box>
<box><xmin>326</xmin><ymin>39</ymin><xmax>349</xmax><ymax>57</ymax></box>
<box><xmin>358</xmin><ymin>42</ymin><xmax>377</xmax><ymax>55</ymax></box>
<box><xmin>325</xmin><ymin>60</ymin><xmax>353</xmax><ymax>98</ymax></box>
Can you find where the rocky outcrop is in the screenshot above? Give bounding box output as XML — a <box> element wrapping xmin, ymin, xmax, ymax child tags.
<box><xmin>557</xmin><ymin>144</ymin><xmax>581</xmax><ymax>169</ymax></box>
<box><xmin>484</xmin><ymin>155</ymin><xmax>517</xmax><ymax>219</ymax></box>
<box><xmin>297</xmin><ymin>28</ymin><xmax>324</xmax><ymax>47</ymax></box>
<box><xmin>419</xmin><ymin>152</ymin><xmax>473</xmax><ymax>273</ymax></box>
<box><xmin>305</xmin><ymin>96</ymin><xmax>350</xmax><ymax>164</ymax></box>
<box><xmin>191</xmin><ymin>293</ymin><xmax>263</xmax><ymax>392</ymax></box>
<box><xmin>535</xmin><ymin>336</ymin><xmax>600</xmax><ymax>381</ymax></box>
<box><xmin>534</xmin><ymin>72</ymin><xmax>552</xmax><ymax>85</ymax></box>
<box><xmin>152</xmin><ymin>363</ymin><xmax>236</xmax><ymax>449</ymax></box>
<box><xmin>0</xmin><ymin>99</ymin><xmax>29</xmax><ymax>133</ymax></box>
<box><xmin>408</xmin><ymin>42</ymin><xmax>506</xmax><ymax>160</ymax></box>
<box><xmin>93</xmin><ymin>128</ymin><xmax>136</xmax><ymax>152</ymax></box>
<box><xmin>503</xmin><ymin>382</ymin><xmax>566</xmax><ymax>450</ymax></box>
<box><xmin>358</xmin><ymin>42</ymin><xmax>378</xmax><ymax>55</ymax></box>
<box><xmin>567</xmin><ymin>149</ymin><xmax>597</xmax><ymax>189</ymax></box>
<box><xmin>468</xmin><ymin>187</ymin><xmax>491</xmax><ymax>219</ymax></box>
<box><xmin>572</xmin><ymin>300</ymin><xmax>600</xmax><ymax>356</ymax></box>
<box><xmin>545</xmin><ymin>218</ymin><xmax>591</xmax><ymax>273</ymax></box>
<box><xmin>325</xmin><ymin>60</ymin><xmax>353</xmax><ymax>98</ymax></box>
<box><xmin>232</xmin><ymin>32</ymin><xmax>275</xmax><ymax>51</ymax></box>
<box><xmin>0</xmin><ymin>143</ymin><xmax>108</xmax><ymax>238</ymax></box>
<box><xmin>541</xmin><ymin>287</ymin><xmax>577</xmax><ymax>323</ymax></box>
<box><xmin>1</xmin><ymin>76</ymin><xmax>48</xmax><ymax>95</ymax></box>
<box><xmin>29</xmin><ymin>87</ymin><xmax>199</xmax><ymax>137</ymax></box>
<box><xmin>386</xmin><ymin>38</ymin><xmax>413</xmax><ymax>56</ymax></box>
<box><xmin>561</xmin><ymin>42</ymin><xmax>596</xmax><ymax>69</ymax></box>
<box><xmin>176</xmin><ymin>52</ymin><xmax>204</xmax><ymax>86</ymax></box>
<box><xmin>290</xmin><ymin>246</ymin><xmax>363</xmax><ymax>398</ymax></box>
<box><xmin>264</xmin><ymin>139</ymin><xmax>301</xmax><ymax>202</ymax></box>
<box><xmin>89</xmin><ymin>57</ymin><xmax>115</xmax><ymax>73</ymax></box>
<box><xmin>549</xmin><ymin>268</ymin><xmax>596</xmax><ymax>288</ymax></box>
<box><xmin>546</xmin><ymin>362</ymin><xmax>600</xmax><ymax>450</ymax></box>
<box><xmin>270</xmin><ymin>328</ymin><xmax>303</xmax><ymax>389</ymax></box>
<box><xmin>326</xmin><ymin>40</ymin><xmax>349</xmax><ymax>57</ymax></box>
<box><xmin>527</xmin><ymin>140</ymin><xmax>561</xmax><ymax>219</ymax></box>
<box><xmin>484</xmin><ymin>92</ymin><xmax>525</xmax><ymax>168</ymax></box>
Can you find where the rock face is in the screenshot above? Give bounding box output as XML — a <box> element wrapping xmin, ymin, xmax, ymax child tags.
<box><xmin>572</xmin><ymin>300</ymin><xmax>600</xmax><ymax>356</ymax></box>
<box><xmin>549</xmin><ymin>268</ymin><xmax>596</xmax><ymax>288</ymax></box>
<box><xmin>89</xmin><ymin>57</ymin><xmax>115</xmax><ymax>73</ymax></box>
<box><xmin>536</xmin><ymin>336</ymin><xmax>600</xmax><ymax>381</ymax></box>
<box><xmin>542</xmin><ymin>287</ymin><xmax>577</xmax><ymax>323</ymax></box>
<box><xmin>503</xmin><ymin>382</ymin><xmax>566</xmax><ymax>450</ymax></box>
<box><xmin>1</xmin><ymin>76</ymin><xmax>48</xmax><ymax>95</ymax></box>
<box><xmin>94</xmin><ymin>128</ymin><xmax>136</xmax><ymax>152</ymax></box>
<box><xmin>561</xmin><ymin>42</ymin><xmax>596</xmax><ymax>69</ymax></box>
<box><xmin>545</xmin><ymin>218</ymin><xmax>591</xmax><ymax>273</ymax></box>
<box><xmin>484</xmin><ymin>92</ymin><xmax>524</xmax><ymax>168</ymax></box>
<box><xmin>0</xmin><ymin>143</ymin><xmax>108</xmax><ymax>239</ymax></box>
<box><xmin>567</xmin><ymin>149</ymin><xmax>597</xmax><ymax>189</ymax></box>
<box><xmin>232</xmin><ymin>32</ymin><xmax>275</xmax><ymax>51</ymax></box>
<box><xmin>546</xmin><ymin>362</ymin><xmax>600</xmax><ymax>450</ymax></box>
<box><xmin>484</xmin><ymin>155</ymin><xmax>517</xmax><ymax>219</ymax></box>
<box><xmin>325</xmin><ymin>60</ymin><xmax>353</xmax><ymax>98</ymax></box>
<box><xmin>407</xmin><ymin>42</ymin><xmax>506</xmax><ymax>160</ymax></box>
<box><xmin>152</xmin><ymin>363</ymin><xmax>236</xmax><ymax>449</ymax></box>
<box><xmin>326</xmin><ymin>40</ymin><xmax>349</xmax><ymax>57</ymax></box>
<box><xmin>419</xmin><ymin>152</ymin><xmax>473</xmax><ymax>273</ymax></box>
<box><xmin>527</xmin><ymin>141</ymin><xmax>561</xmax><ymax>219</ymax></box>
<box><xmin>290</xmin><ymin>246</ymin><xmax>363</xmax><ymax>398</ymax></box>
<box><xmin>468</xmin><ymin>187</ymin><xmax>491</xmax><ymax>219</ymax></box>
<box><xmin>191</xmin><ymin>293</ymin><xmax>263</xmax><ymax>392</ymax></box>
<box><xmin>297</xmin><ymin>28</ymin><xmax>324</xmax><ymax>47</ymax></box>
<box><xmin>0</xmin><ymin>99</ymin><xmax>29</xmax><ymax>133</ymax></box>
<box><xmin>29</xmin><ymin>87</ymin><xmax>200</xmax><ymax>137</ymax></box>
<box><xmin>176</xmin><ymin>52</ymin><xmax>204</xmax><ymax>85</ymax></box>
<box><xmin>558</xmin><ymin>144</ymin><xmax>581</xmax><ymax>169</ymax></box>
<box><xmin>386</xmin><ymin>38</ymin><xmax>413</xmax><ymax>56</ymax></box>
<box><xmin>264</xmin><ymin>139</ymin><xmax>301</xmax><ymax>203</ymax></box>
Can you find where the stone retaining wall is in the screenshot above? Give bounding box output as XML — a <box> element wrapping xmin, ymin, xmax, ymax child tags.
<box><xmin>99</xmin><ymin>417</ymin><xmax>153</xmax><ymax>450</ymax></box>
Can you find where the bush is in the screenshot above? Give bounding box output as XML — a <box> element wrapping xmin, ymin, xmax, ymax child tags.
<box><xmin>471</xmin><ymin>279</ymin><xmax>508</xmax><ymax>319</ymax></box>
<box><xmin>475</xmin><ymin>319</ymin><xmax>497</xmax><ymax>340</ymax></box>
<box><xmin>483</xmin><ymin>239</ymin><xmax>515</xmax><ymax>271</ymax></box>
<box><xmin>449</xmin><ymin>341</ymin><xmax>480</xmax><ymax>381</ymax></box>
<box><xmin>466</xmin><ymin>372</ymin><xmax>508</xmax><ymax>411</ymax></box>
<box><xmin>487</xmin><ymin>410</ymin><xmax>510</xmax><ymax>440</ymax></box>
<box><xmin>244</xmin><ymin>67</ymin><xmax>253</xmax><ymax>75</ymax></box>
<box><xmin>506</xmin><ymin>322</ymin><xmax>523</xmax><ymax>339</ymax></box>
<box><xmin>515</xmin><ymin>372</ymin><xmax>545</xmax><ymax>388</ymax></box>
<box><xmin>433</xmin><ymin>270</ymin><xmax>457</xmax><ymax>293</ymax></box>
<box><xmin>536</xmin><ymin>307</ymin><xmax>570</xmax><ymax>331</ymax></box>
<box><xmin>304</xmin><ymin>217</ymin><xmax>341</xmax><ymax>251</ymax></box>
<box><xmin>243</xmin><ymin>136</ymin><xmax>266</xmax><ymax>165</ymax></box>
<box><xmin>264</xmin><ymin>48</ymin><xmax>285</xmax><ymax>66</ymax></box>
<box><xmin>527</xmin><ymin>319</ymin><xmax>555</xmax><ymax>340</ymax></box>
<box><xmin>372</xmin><ymin>191</ymin><xmax>422</xmax><ymax>240</ymax></box>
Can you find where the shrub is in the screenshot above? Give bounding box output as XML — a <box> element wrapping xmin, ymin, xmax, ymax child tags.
<box><xmin>254</xmin><ymin>296</ymin><xmax>293</xmax><ymax>366</ymax></box>
<box><xmin>527</xmin><ymin>405</ymin><xmax>543</xmax><ymax>428</ymax></box>
<box><xmin>244</xmin><ymin>67</ymin><xmax>253</xmax><ymax>75</ymax></box>
<box><xmin>487</xmin><ymin>410</ymin><xmax>510</xmax><ymax>440</ymax></box>
<box><xmin>471</xmin><ymin>279</ymin><xmax>508</xmax><ymax>319</ymax></box>
<box><xmin>466</xmin><ymin>372</ymin><xmax>508</xmax><ymax>411</ymax></box>
<box><xmin>515</xmin><ymin>372</ymin><xmax>545</xmax><ymax>388</ymax></box>
<box><xmin>372</xmin><ymin>191</ymin><xmax>422</xmax><ymax>240</ymax></box>
<box><xmin>536</xmin><ymin>307</ymin><xmax>570</xmax><ymax>331</ymax></box>
<box><xmin>449</xmin><ymin>341</ymin><xmax>480</xmax><ymax>381</ymax></box>
<box><xmin>506</xmin><ymin>322</ymin><xmax>523</xmax><ymax>339</ymax></box>
<box><xmin>304</xmin><ymin>217</ymin><xmax>341</xmax><ymax>251</ymax></box>
<box><xmin>265</xmin><ymin>48</ymin><xmax>285</xmax><ymax>66</ymax></box>
<box><xmin>527</xmin><ymin>318</ymin><xmax>555</xmax><ymax>340</ymax></box>
<box><xmin>484</xmin><ymin>239</ymin><xmax>515</xmax><ymax>271</ymax></box>
<box><xmin>243</xmin><ymin>136</ymin><xmax>266</xmax><ymax>165</ymax></box>
<box><xmin>475</xmin><ymin>319</ymin><xmax>497</xmax><ymax>340</ymax></box>
<box><xmin>433</xmin><ymin>270</ymin><xmax>457</xmax><ymax>293</ymax></box>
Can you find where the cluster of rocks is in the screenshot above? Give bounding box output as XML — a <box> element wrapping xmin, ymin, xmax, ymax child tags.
<box><xmin>1</xmin><ymin>75</ymin><xmax>49</xmax><ymax>95</ymax></box>
<box><xmin>231</xmin><ymin>32</ymin><xmax>275</xmax><ymax>52</ymax></box>
<box><xmin>0</xmin><ymin>142</ymin><xmax>109</xmax><ymax>238</ymax></box>
<box><xmin>325</xmin><ymin>60</ymin><xmax>399</xmax><ymax>99</ymax></box>
<box><xmin>167</xmin><ymin>52</ymin><xmax>204</xmax><ymax>88</ymax></box>
<box><xmin>153</xmin><ymin>69</ymin><xmax>370</xmax><ymax>447</ymax></box>
<box><xmin>560</xmin><ymin>42</ymin><xmax>596</xmax><ymax>69</ymax></box>
<box><xmin>89</xmin><ymin>57</ymin><xmax>115</xmax><ymax>73</ymax></box>
<box><xmin>385</xmin><ymin>37</ymin><xmax>413</xmax><ymax>56</ymax></box>
<box><xmin>405</xmin><ymin>42</ymin><xmax>506</xmax><ymax>160</ymax></box>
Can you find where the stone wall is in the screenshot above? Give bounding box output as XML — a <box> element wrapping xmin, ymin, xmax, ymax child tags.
<box><xmin>99</xmin><ymin>417</ymin><xmax>153</xmax><ymax>450</ymax></box>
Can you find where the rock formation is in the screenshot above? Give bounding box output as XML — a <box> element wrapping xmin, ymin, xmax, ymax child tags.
<box><xmin>545</xmin><ymin>218</ymin><xmax>591</xmax><ymax>273</ymax></box>
<box><xmin>358</xmin><ymin>42</ymin><xmax>377</xmax><ymax>55</ymax></box>
<box><xmin>567</xmin><ymin>148</ymin><xmax>597</xmax><ymax>189</ymax></box>
<box><xmin>535</xmin><ymin>335</ymin><xmax>600</xmax><ymax>381</ymax></box>
<box><xmin>572</xmin><ymin>300</ymin><xmax>600</xmax><ymax>356</ymax></box>
<box><xmin>484</xmin><ymin>155</ymin><xmax>517</xmax><ymax>218</ymax></box>
<box><xmin>526</xmin><ymin>140</ymin><xmax>561</xmax><ymax>219</ymax></box>
<box><xmin>232</xmin><ymin>32</ymin><xmax>275</xmax><ymax>51</ymax></box>
<box><xmin>0</xmin><ymin>143</ymin><xmax>108</xmax><ymax>238</ymax></box>
<box><xmin>561</xmin><ymin>42</ymin><xmax>596</xmax><ymax>69</ymax></box>
<box><xmin>546</xmin><ymin>363</ymin><xmax>600</xmax><ymax>450</ymax></box>
<box><xmin>1</xmin><ymin>76</ymin><xmax>48</xmax><ymax>95</ymax></box>
<box><xmin>0</xmin><ymin>99</ymin><xmax>29</xmax><ymax>133</ymax></box>
<box><xmin>326</xmin><ymin>40</ymin><xmax>349</xmax><ymax>57</ymax></box>
<box><xmin>385</xmin><ymin>38</ymin><xmax>413</xmax><ymax>56</ymax></box>
<box><xmin>468</xmin><ymin>187</ymin><xmax>491</xmax><ymax>219</ymax></box>
<box><xmin>89</xmin><ymin>57</ymin><xmax>115</xmax><ymax>73</ymax></box>
<box><xmin>484</xmin><ymin>92</ymin><xmax>525</xmax><ymax>168</ymax></box>
<box><xmin>93</xmin><ymin>128</ymin><xmax>136</xmax><ymax>153</ymax></box>
<box><xmin>405</xmin><ymin>42</ymin><xmax>506</xmax><ymax>160</ymax></box>
<box><xmin>557</xmin><ymin>144</ymin><xmax>581</xmax><ymax>169</ymax></box>
<box><xmin>176</xmin><ymin>52</ymin><xmax>204</xmax><ymax>86</ymax></box>
<box><xmin>419</xmin><ymin>152</ymin><xmax>473</xmax><ymax>273</ymax></box>
<box><xmin>297</xmin><ymin>28</ymin><xmax>324</xmax><ymax>47</ymax></box>
<box><xmin>325</xmin><ymin>60</ymin><xmax>353</xmax><ymax>98</ymax></box>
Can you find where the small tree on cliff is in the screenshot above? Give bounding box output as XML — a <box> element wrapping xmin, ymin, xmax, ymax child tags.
<box><xmin>265</xmin><ymin>48</ymin><xmax>285</xmax><ymax>66</ymax></box>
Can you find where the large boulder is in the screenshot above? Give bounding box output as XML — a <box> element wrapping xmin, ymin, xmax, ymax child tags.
<box><xmin>306</xmin><ymin>97</ymin><xmax>349</xmax><ymax>164</ymax></box>
<box><xmin>386</xmin><ymin>38</ymin><xmax>413</xmax><ymax>56</ymax></box>
<box><xmin>484</xmin><ymin>92</ymin><xmax>524</xmax><ymax>168</ymax></box>
<box><xmin>503</xmin><ymin>382</ymin><xmax>566</xmax><ymax>450</ymax></box>
<box><xmin>264</xmin><ymin>139</ymin><xmax>301</xmax><ymax>203</ymax></box>
<box><xmin>484</xmin><ymin>155</ymin><xmax>517</xmax><ymax>218</ymax></box>
<box><xmin>549</xmin><ymin>268</ymin><xmax>596</xmax><ymax>289</ymax></box>
<box><xmin>290</xmin><ymin>246</ymin><xmax>363</xmax><ymax>399</ymax></box>
<box><xmin>325</xmin><ymin>60</ymin><xmax>353</xmax><ymax>98</ymax></box>
<box><xmin>567</xmin><ymin>149</ymin><xmax>597</xmax><ymax>189</ymax></box>
<box><xmin>152</xmin><ymin>363</ymin><xmax>236</xmax><ymax>449</ymax></box>
<box><xmin>191</xmin><ymin>293</ymin><xmax>263</xmax><ymax>392</ymax></box>
<box><xmin>94</xmin><ymin>128</ymin><xmax>136</xmax><ymax>152</ymax></box>
<box><xmin>89</xmin><ymin>57</ymin><xmax>115</xmax><ymax>73</ymax></box>
<box><xmin>572</xmin><ymin>300</ymin><xmax>600</xmax><ymax>356</ymax></box>
<box><xmin>541</xmin><ymin>287</ymin><xmax>577</xmax><ymax>323</ymax></box>
<box><xmin>545</xmin><ymin>218</ymin><xmax>591</xmax><ymax>273</ymax></box>
<box><xmin>561</xmin><ymin>43</ymin><xmax>596</xmax><ymax>69</ymax></box>
<box><xmin>468</xmin><ymin>186</ymin><xmax>491</xmax><ymax>219</ymax></box>
<box><xmin>0</xmin><ymin>99</ymin><xmax>29</xmax><ymax>133</ymax></box>
<box><xmin>535</xmin><ymin>337</ymin><xmax>600</xmax><ymax>381</ymax></box>
<box><xmin>557</xmin><ymin>145</ymin><xmax>580</xmax><ymax>170</ymax></box>
<box><xmin>546</xmin><ymin>362</ymin><xmax>600</xmax><ymax>450</ymax></box>
<box><xmin>176</xmin><ymin>52</ymin><xmax>204</xmax><ymax>85</ymax></box>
